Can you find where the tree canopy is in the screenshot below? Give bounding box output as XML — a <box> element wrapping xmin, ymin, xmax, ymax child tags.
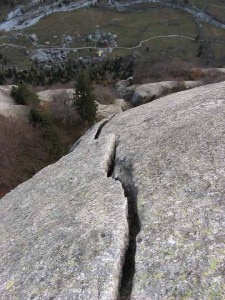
<box><xmin>73</xmin><ymin>72</ymin><xmax>97</xmax><ymax>126</ymax></box>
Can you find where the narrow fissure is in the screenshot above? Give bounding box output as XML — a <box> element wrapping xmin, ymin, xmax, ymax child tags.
<box><xmin>117</xmin><ymin>176</ymin><xmax>140</xmax><ymax>300</ymax></box>
<box><xmin>107</xmin><ymin>153</ymin><xmax>141</xmax><ymax>300</ymax></box>
<box><xmin>107</xmin><ymin>147</ymin><xmax>116</xmax><ymax>178</ymax></box>
<box><xmin>95</xmin><ymin>114</ymin><xmax>116</xmax><ymax>140</ymax></box>
<box><xmin>94</xmin><ymin>119</ymin><xmax>109</xmax><ymax>139</ymax></box>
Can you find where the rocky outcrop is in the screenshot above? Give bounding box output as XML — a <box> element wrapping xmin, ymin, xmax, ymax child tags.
<box><xmin>124</xmin><ymin>81</ymin><xmax>201</xmax><ymax>107</ymax></box>
<box><xmin>31</xmin><ymin>49</ymin><xmax>70</xmax><ymax>63</ymax></box>
<box><xmin>0</xmin><ymin>123</ymin><xmax>128</xmax><ymax>299</ymax></box>
<box><xmin>28</xmin><ymin>33</ymin><xmax>38</xmax><ymax>43</ymax></box>
<box><xmin>0</xmin><ymin>85</ymin><xmax>28</xmax><ymax>118</ymax></box>
<box><xmin>37</xmin><ymin>89</ymin><xmax>129</xmax><ymax>119</ymax></box>
<box><xmin>96</xmin><ymin>99</ymin><xmax>130</xmax><ymax>120</ymax></box>
<box><xmin>37</xmin><ymin>88</ymin><xmax>74</xmax><ymax>103</ymax></box>
<box><xmin>1</xmin><ymin>82</ymin><xmax>225</xmax><ymax>298</ymax></box>
<box><xmin>101</xmin><ymin>82</ymin><xmax>225</xmax><ymax>298</ymax></box>
<box><xmin>115</xmin><ymin>78</ymin><xmax>133</xmax><ymax>97</ymax></box>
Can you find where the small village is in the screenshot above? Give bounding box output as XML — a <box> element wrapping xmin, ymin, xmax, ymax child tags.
<box><xmin>87</xmin><ymin>28</ymin><xmax>118</xmax><ymax>48</ymax></box>
<box><xmin>30</xmin><ymin>28</ymin><xmax>118</xmax><ymax>65</ymax></box>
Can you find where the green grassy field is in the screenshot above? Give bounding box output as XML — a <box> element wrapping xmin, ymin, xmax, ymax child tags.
<box><xmin>206</xmin><ymin>0</ymin><xmax>225</xmax><ymax>23</ymax></box>
<box><xmin>0</xmin><ymin>0</ymin><xmax>29</xmax><ymax>20</ymax></box>
<box><xmin>24</xmin><ymin>7</ymin><xmax>200</xmax><ymax>59</ymax></box>
<box><xmin>1</xmin><ymin>2</ymin><xmax>225</xmax><ymax>68</ymax></box>
<box><xmin>23</xmin><ymin>6</ymin><xmax>214</xmax><ymax>66</ymax></box>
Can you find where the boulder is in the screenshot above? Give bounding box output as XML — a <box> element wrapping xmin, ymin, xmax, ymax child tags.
<box><xmin>29</xmin><ymin>33</ymin><xmax>38</xmax><ymax>43</ymax></box>
<box><xmin>1</xmin><ymin>82</ymin><xmax>225</xmax><ymax>298</ymax></box>
<box><xmin>185</xmin><ymin>80</ymin><xmax>202</xmax><ymax>89</ymax></box>
<box><xmin>127</xmin><ymin>80</ymin><xmax>201</xmax><ymax>107</ymax></box>
<box><xmin>114</xmin><ymin>98</ymin><xmax>130</xmax><ymax>111</ymax></box>
<box><xmin>31</xmin><ymin>49</ymin><xmax>49</xmax><ymax>63</ymax></box>
<box><xmin>115</xmin><ymin>77</ymin><xmax>133</xmax><ymax>98</ymax></box>
<box><xmin>96</xmin><ymin>99</ymin><xmax>130</xmax><ymax>120</ymax></box>
<box><xmin>96</xmin><ymin>102</ymin><xmax>122</xmax><ymax>120</ymax></box>
<box><xmin>0</xmin><ymin>103</ymin><xmax>29</xmax><ymax>118</ymax></box>
<box><xmin>122</xmin><ymin>84</ymin><xmax>139</xmax><ymax>100</ymax></box>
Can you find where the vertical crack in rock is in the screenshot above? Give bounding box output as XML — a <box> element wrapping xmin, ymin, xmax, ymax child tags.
<box><xmin>116</xmin><ymin>161</ymin><xmax>140</xmax><ymax>300</ymax></box>
<box><xmin>97</xmin><ymin>123</ymin><xmax>140</xmax><ymax>298</ymax></box>
<box><xmin>107</xmin><ymin>146</ymin><xmax>116</xmax><ymax>178</ymax></box>
<box><xmin>107</xmin><ymin>154</ymin><xmax>141</xmax><ymax>299</ymax></box>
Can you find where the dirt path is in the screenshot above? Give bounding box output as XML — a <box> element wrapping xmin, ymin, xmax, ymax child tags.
<box><xmin>35</xmin><ymin>34</ymin><xmax>196</xmax><ymax>53</ymax></box>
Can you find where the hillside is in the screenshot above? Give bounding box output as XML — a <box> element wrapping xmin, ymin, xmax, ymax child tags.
<box><xmin>0</xmin><ymin>0</ymin><xmax>225</xmax><ymax>70</ymax></box>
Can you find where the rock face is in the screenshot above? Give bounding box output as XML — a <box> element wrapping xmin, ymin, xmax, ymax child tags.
<box><xmin>101</xmin><ymin>82</ymin><xmax>225</xmax><ymax>299</ymax></box>
<box><xmin>37</xmin><ymin>88</ymin><xmax>74</xmax><ymax>103</ymax></box>
<box><xmin>1</xmin><ymin>82</ymin><xmax>225</xmax><ymax>298</ymax></box>
<box><xmin>0</xmin><ymin>127</ymin><xmax>128</xmax><ymax>299</ymax></box>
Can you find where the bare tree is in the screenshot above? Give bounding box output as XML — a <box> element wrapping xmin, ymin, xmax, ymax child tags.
<box><xmin>51</xmin><ymin>91</ymin><xmax>80</xmax><ymax>128</ymax></box>
<box><xmin>0</xmin><ymin>115</ymin><xmax>46</xmax><ymax>197</ymax></box>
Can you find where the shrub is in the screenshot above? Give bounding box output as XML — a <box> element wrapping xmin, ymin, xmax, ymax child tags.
<box><xmin>133</xmin><ymin>58</ymin><xmax>193</xmax><ymax>84</ymax></box>
<box><xmin>28</xmin><ymin>108</ymin><xmax>51</xmax><ymax>127</ymax></box>
<box><xmin>190</xmin><ymin>68</ymin><xmax>225</xmax><ymax>84</ymax></box>
<box><xmin>190</xmin><ymin>68</ymin><xmax>204</xmax><ymax>80</ymax></box>
<box><xmin>51</xmin><ymin>91</ymin><xmax>80</xmax><ymax>128</ymax></box>
<box><xmin>93</xmin><ymin>84</ymin><xmax>117</xmax><ymax>105</ymax></box>
<box><xmin>11</xmin><ymin>84</ymin><xmax>40</xmax><ymax>106</ymax></box>
<box><xmin>201</xmin><ymin>70</ymin><xmax>225</xmax><ymax>85</ymax></box>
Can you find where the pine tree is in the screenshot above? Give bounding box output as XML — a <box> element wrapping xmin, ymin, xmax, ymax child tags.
<box><xmin>73</xmin><ymin>72</ymin><xmax>97</xmax><ymax>126</ymax></box>
<box><xmin>10</xmin><ymin>84</ymin><xmax>39</xmax><ymax>106</ymax></box>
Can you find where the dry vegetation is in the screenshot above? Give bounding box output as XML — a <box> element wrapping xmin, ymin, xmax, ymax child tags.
<box><xmin>0</xmin><ymin>85</ymin><xmax>88</xmax><ymax>199</ymax></box>
<box><xmin>133</xmin><ymin>57</ymin><xmax>225</xmax><ymax>84</ymax></box>
<box><xmin>0</xmin><ymin>115</ymin><xmax>46</xmax><ymax>197</ymax></box>
<box><xmin>133</xmin><ymin>58</ymin><xmax>194</xmax><ymax>83</ymax></box>
<box><xmin>93</xmin><ymin>84</ymin><xmax>118</xmax><ymax>105</ymax></box>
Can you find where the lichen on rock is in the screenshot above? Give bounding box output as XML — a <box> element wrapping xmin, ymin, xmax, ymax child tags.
<box><xmin>2</xmin><ymin>82</ymin><xmax>225</xmax><ymax>299</ymax></box>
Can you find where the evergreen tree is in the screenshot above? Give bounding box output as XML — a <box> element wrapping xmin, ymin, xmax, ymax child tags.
<box><xmin>73</xmin><ymin>72</ymin><xmax>97</xmax><ymax>126</ymax></box>
<box><xmin>10</xmin><ymin>84</ymin><xmax>39</xmax><ymax>106</ymax></box>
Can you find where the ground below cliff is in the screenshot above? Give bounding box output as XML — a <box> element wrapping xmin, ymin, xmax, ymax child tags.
<box><xmin>1</xmin><ymin>0</ymin><xmax>225</xmax><ymax>69</ymax></box>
